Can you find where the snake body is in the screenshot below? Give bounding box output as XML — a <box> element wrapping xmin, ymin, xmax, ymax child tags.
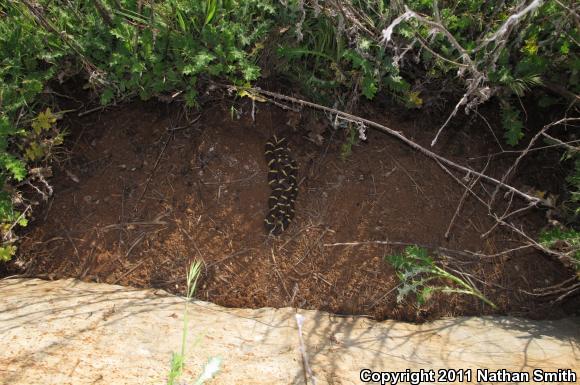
<box><xmin>264</xmin><ymin>135</ymin><xmax>298</xmax><ymax>235</ymax></box>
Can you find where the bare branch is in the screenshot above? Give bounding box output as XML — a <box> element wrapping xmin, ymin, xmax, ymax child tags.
<box><xmin>489</xmin><ymin>117</ymin><xmax>580</xmax><ymax>208</ymax></box>
<box><xmin>2</xmin><ymin>205</ymin><xmax>31</xmax><ymax>241</ymax></box>
<box><xmin>482</xmin><ymin>0</ymin><xmax>545</xmax><ymax>45</ymax></box>
<box><xmin>382</xmin><ymin>6</ymin><xmax>476</xmax><ymax>69</ymax></box>
<box><xmin>496</xmin><ymin>217</ymin><xmax>577</xmax><ymax>268</ymax></box>
<box><xmin>554</xmin><ymin>0</ymin><xmax>580</xmax><ymax>31</ymax></box>
<box><xmin>324</xmin><ymin>240</ymin><xmax>535</xmax><ymax>259</ymax></box>
<box><xmin>445</xmin><ymin>159</ymin><xmax>490</xmax><ymax>239</ymax></box>
<box><xmin>542</xmin><ymin>132</ymin><xmax>580</xmax><ymax>152</ymax></box>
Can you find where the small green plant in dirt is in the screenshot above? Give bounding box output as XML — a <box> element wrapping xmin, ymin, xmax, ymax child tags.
<box><xmin>539</xmin><ymin>228</ymin><xmax>580</xmax><ymax>277</ymax></box>
<box><xmin>168</xmin><ymin>260</ymin><xmax>222</xmax><ymax>385</ymax></box>
<box><xmin>386</xmin><ymin>245</ymin><xmax>496</xmax><ymax>309</ymax></box>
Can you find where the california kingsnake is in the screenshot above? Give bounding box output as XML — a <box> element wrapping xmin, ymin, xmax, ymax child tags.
<box><xmin>264</xmin><ymin>135</ymin><xmax>298</xmax><ymax>235</ymax></box>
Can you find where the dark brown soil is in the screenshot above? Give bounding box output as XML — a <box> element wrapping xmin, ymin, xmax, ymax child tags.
<box><xmin>5</xmin><ymin>98</ymin><xmax>577</xmax><ymax>322</ymax></box>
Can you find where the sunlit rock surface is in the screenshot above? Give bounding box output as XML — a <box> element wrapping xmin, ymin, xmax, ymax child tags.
<box><xmin>1</xmin><ymin>278</ymin><xmax>578</xmax><ymax>384</ymax></box>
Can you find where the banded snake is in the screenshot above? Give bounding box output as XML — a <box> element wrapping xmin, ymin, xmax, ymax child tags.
<box><xmin>264</xmin><ymin>135</ymin><xmax>298</xmax><ymax>235</ymax></box>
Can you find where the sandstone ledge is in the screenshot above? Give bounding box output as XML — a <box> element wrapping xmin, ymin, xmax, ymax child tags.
<box><xmin>0</xmin><ymin>278</ymin><xmax>578</xmax><ymax>384</ymax></box>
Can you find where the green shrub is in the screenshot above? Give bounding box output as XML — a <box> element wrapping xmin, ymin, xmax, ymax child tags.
<box><xmin>33</xmin><ymin>0</ymin><xmax>275</xmax><ymax>105</ymax></box>
<box><xmin>0</xmin><ymin>3</ymin><xmax>71</xmax><ymax>259</ymax></box>
<box><xmin>383</xmin><ymin>0</ymin><xmax>578</xmax><ymax>145</ymax></box>
<box><xmin>274</xmin><ymin>1</ymin><xmax>414</xmax><ymax>106</ymax></box>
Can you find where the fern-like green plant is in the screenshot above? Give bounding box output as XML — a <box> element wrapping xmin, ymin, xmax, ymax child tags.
<box><xmin>495</xmin><ymin>69</ymin><xmax>543</xmax><ymax>98</ymax></box>
<box><xmin>509</xmin><ymin>74</ymin><xmax>543</xmax><ymax>97</ymax></box>
<box><xmin>386</xmin><ymin>245</ymin><xmax>497</xmax><ymax>308</ymax></box>
<box><xmin>493</xmin><ymin>70</ymin><xmax>543</xmax><ymax>146</ymax></box>
<box><xmin>500</xmin><ymin>101</ymin><xmax>525</xmax><ymax>146</ymax></box>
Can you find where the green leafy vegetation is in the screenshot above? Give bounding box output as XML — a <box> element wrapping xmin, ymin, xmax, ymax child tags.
<box><xmin>381</xmin><ymin>0</ymin><xmax>578</xmax><ymax>146</ymax></box>
<box><xmin>386</xmin><ymin>246</ymin><xmax>497</xmax><ymax>308</ymax></box>
<box><xmin>500</xmin><ymin>102</ymin><xmax>525</xmax><ymax>146</ymax></box>
<box><xmin>274</xmin><ymin>1</ymin><xmax>413</xmax><ymax>107</ymax></box>
<box><xmin>0</xmin><ymin>3</ymin><xmax>67</xmax><ymax>259</ymax></box>
<box><xmin>540</xmin><ymin>228</ymin><xmax>580</xmax><ymax>276</ymax></box>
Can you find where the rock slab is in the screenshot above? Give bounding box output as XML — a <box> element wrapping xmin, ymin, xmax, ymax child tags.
<box><xmin>0</xmin><ymin>278</ymin><xmax>578</xmax><ymax>384</ymax></box>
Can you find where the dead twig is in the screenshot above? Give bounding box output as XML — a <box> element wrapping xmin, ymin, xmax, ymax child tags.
<box><xmin>77</xmin><ymin>92</ymin><xmax>137</xmax><ymax>117</ymax></box>
<box><xmin>445</xmin><ymin>159</ymin><xmax>490</xmax><ymax>239</ymax></box>
<box><xmin>63</xmin><ymin>230</ymin><xmax>81</xmax><ymax>265</ymax></box>
<box><xmin>475</xmin><ymin>110</ymin><xmax>505</xmax><ymax>152</ymax></box>
<box><xmin>542</xmin><ymin>132</ymin><xmax>580</xmax><ymax>152</ymax></box>
<box><xmin>124</xmin><ymin>233</ymin><xmax>145</xmax><ymax>259</ymax></box>
<box><xmin>323</xmin><ymin>240</ymin><xmax>524</xmax><ymax>259</ymax></box>
<box><xmin>388</xmin><ymin>155</ymin><xmax>425</xmax><ymax>195</ymax></box>
<box><xmin>481</xmin><ymin>202</ymin><xmax>534</xmax><ymax>239</ymax></box>
<box><xmin>166</xmin><ymin>114</ymin><xmax>201</xmax><ymax>131</ymax></box>
<box><xmin>469</xmin><ymin>139</ymin><xmax>580</xmax><ymax>160</ymax></box>
<box><xmin>102</xmin><ymin>220</ymin><xmax>167</xmax><ymax>230</ymax></box>
<box><xmin>521</xmin><ymin>277</ymin><xmax>580</xmax><ymax>304</ymax></box>
<box><xmin>496</xmin><ymin>218</ymin><xmax>576</xmax><ymax>267</ymax></box>
<box><xmin>367</xmin><ymin>284</ymin><xmax>401</xmax><ymax>310</ymax></box>
<box><xmin>271</xmin><ymin>249</ymin><xmax>291</xmax><ymax>303</ymax></box>
<box><xmin>112</xmin><ymin>259</ymin><xmax>147</xmax><ymax>285</ymax></box>
<box><xmin>295</xmin><ymin>314</ymin><xmax>317</xmax><ymax>385</ymax></box>
<box><xmin>552</xmin><ymin>284</ymin><xmax>580</xmax><ymax>303</ymax></box>
<box><xmin>3</xmin><ymin>205</ymin><xmax>32</xmax><ymax>241</ymax></box>
<box><xmin>324</xmin><ymin>241</ymin><xmax>462</xmax><ymax>255</ymax></box>
<box><xmin>261</xmin><ymin>95</ymin><xmax>301</xmax><ymax>112</ymax></box>
<box><xmin>202</xmin><ymin>171</ymin><xmax>259</xmax><ymax>185</ymax></box>
<box><xmin>521</xmin><ymin>276</ymin><xmax>578</xmax><ymax>296</ymax></box>
<box><xmin>489</xmin><ymin>117</ymin><xmax>580</xmax><ymax>208</ymax></box>
<box><xmin>434</xmin><ymin>160</ymin><xmax>489</xmax><ymax>208</ymax></box>
<box><xmin>133</xmin><ymin>132</ymin><xmax>173</xmax><ymax>211</ymax></box>
<box><xmin>206</xmin><ymin>249</ymin><xmax>251</xmax><ymax>269</ymax></box>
